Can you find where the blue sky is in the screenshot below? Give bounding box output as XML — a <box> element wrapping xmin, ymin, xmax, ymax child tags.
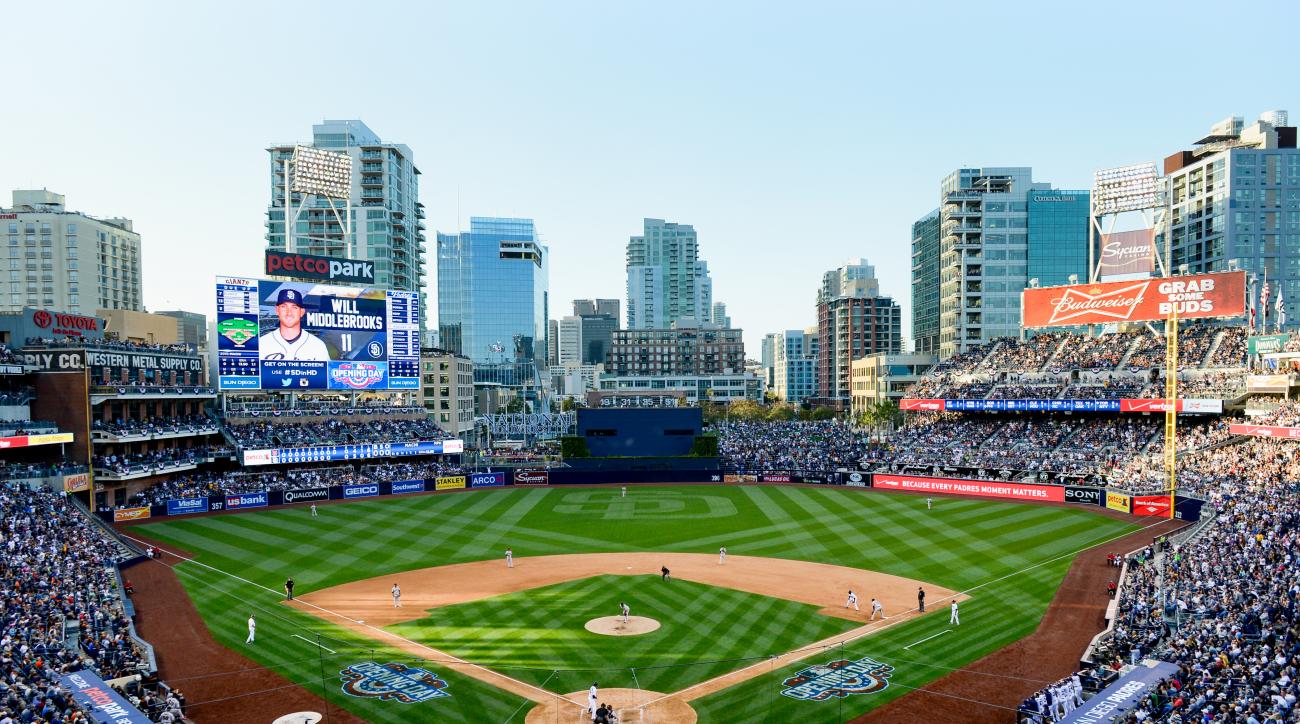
<box><xmin>2</xmin><ymin>0</ymin><xmax>1296</xmax><ymax>354</ymax></box>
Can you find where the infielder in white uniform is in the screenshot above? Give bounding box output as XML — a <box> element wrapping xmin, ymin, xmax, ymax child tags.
<box><xmin>246</xmin><ymin>614</ymin><xmax>256</xmax><ymax>644</ymax></box>
<box><xmin>870</xmin><ymin>598</ymin><xmax>884</xmax><ymax>620</ymax></box>
<box><xmin>845</xmin><ymin>590</ymin><xmax>859</xmax><ymax>611</ymax></box>
<box><xmin>718</xmin><ymin>546</ymin><xmax>727</xmax><ymax>564</ymax></box>
<box><xmin>258</xmin><ymin>288</ymin><xmax>330</xmax><ymax>362</ymax></box>
<box><xmin>588</xmin><ymin>682</ymin><xmax>599</xmax><ymax>718</ymax></box>
<box><xmin>950</xmin><ymin>600</ymin><xmax>960</xmax><ymax>624</ymax></box>
<box><xmin>392</xmin><ymin>583</ymin><xmax>401</xmax><ymax>607</ymax></box>
<box><xmin>620</xmin><ymin>601</ymin><xmax>630</xmax><ymax>624</ymax></box>
<box><xmin>505</xmin><ymin>547</ymin><xmax>513</xmax><ymax>568</ymax></box>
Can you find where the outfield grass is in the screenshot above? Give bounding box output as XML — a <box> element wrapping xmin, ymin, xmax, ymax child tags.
<box><xmin>137</xmin><ymin>485</ymin><xmax>1137</xmax><ymax>722</ymax></box>
<box><xmin>389</xmin><ymin>574</ymin><xmax>863</xmax><ymax>696</ymax></box>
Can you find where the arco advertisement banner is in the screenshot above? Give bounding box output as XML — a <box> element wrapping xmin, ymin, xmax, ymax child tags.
<box><xmin>1022</xmin><ymin>271</ymin><xmax>1246</xmax><ymax>328</ymax></box>
<box><xmin>870</xmin><ymin>475</ymin><xmax>1065</xmax><ymax>502</ymax></box>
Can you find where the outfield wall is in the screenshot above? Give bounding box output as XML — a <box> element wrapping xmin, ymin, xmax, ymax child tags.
<box><xmin>99</xmin><ymin>468</ymin><xmax>1205</xmax><ymax>523</ymax></box>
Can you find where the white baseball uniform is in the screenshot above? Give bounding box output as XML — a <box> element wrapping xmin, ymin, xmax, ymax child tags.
<box><xmin>620</xmin><ymin>603</ymin><xmax>630</xmax><ymax>623</ymax></box>
<box><xmin>246</xmin><ymin>616</ymin><xmax>256</xmax><ymax>644</ymax></box>
<box><xmin>870</xmin><ymin>599</ymin><xmax>884</xmax><ymax>620</ymax></box>
<box><xmin>719</xmin><ymin>546</ymin><xmax>727</xmax><ymax>564</ymax></box>
<box><xmin>310</xmin><ymin>504</ymin><xmax>318</xmax><ymax>517</ymax></box>
<box><xmin>846</xmin><ymin>591</ymin><xmax>858</xmax><ymax>610</ymax></box>
<box><xmin>392</xmin><ymin>584</ymin><xmax>401</xmax><ymax>607</ymax></box>
<box><xmin>258</xmin><ymin>329</ymin><xmax>330</xmax><ymax>361</ymax></box>
<box><xmin>506</xmin><ymin>549</ymin><xmax>513</xmax><ymax>568</ymax></box>
<box><xmin>950</xmin><ymin>601</ymin><xmax>960</xmax><ymax>624</ymax></box>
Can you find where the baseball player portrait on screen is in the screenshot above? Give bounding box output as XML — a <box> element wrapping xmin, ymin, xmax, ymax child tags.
<box><xmin>258</xmin><ymin>288</ymin><xmax>330</xmax><ymax>361</ymax></box>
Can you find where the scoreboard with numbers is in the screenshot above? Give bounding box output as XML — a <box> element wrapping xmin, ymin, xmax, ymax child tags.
<box><xmin>216</xmin><ymin>276</ymin><xmax>421</xmax><ymax>391</ymax></box>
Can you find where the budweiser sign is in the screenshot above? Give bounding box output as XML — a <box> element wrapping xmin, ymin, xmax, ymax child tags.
<box><xmin>1022</xmin><ymin>272</ymin><xmax>1245</xmax><ymax>328</ymax></box>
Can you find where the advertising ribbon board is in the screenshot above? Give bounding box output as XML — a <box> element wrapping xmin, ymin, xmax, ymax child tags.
<box><xmin>58</xmin><ymin>671</ymin><xmax>153</xmax><ymax>724</ymax></box>
<box><xmin>1064</xmin><ymin>486</ymin><xmax>1103</xmax><ymax>506</ymax></box>
<box><xmin>514</xmin><ymin>469</ymin><xmax>550</xmax><ymax>486</ymax></box>
<box><xmin>470</xmin><ymin>472</ymin><xmax>506</xmax><ymax>488</ymax></box>
<box><xmin>225</xmin><ymin>491</ymin><xmax>269</xmax><ymax>510</ymax></box>
<box><xmin>113</xmin><ymin>507</ymin><xmax>151</xmax><ymax>522</ymax></box>
<box><xmin>1022</xmin><ymin>271</ymin><xmax>1245</xmax><ymax>328</ymax></box>
<box><xmin>166</xmin><ymin>497</ymin><xmax>209</xmax><ymax>516</ymax></box>
<box><xmin>899</xmin><ymin>398</ymin><xmax>945</xmax><ymax>411</ymax></box>
<box><xmin>1106</xmin><ymin>491</ymin><xmax>1131</xmax><ymax>513</ymax></box>
<box><xmin>390</xmin><ymin>479</ymin><xmax>426</xmax><ymax>494</ymax></box>
<box><xmin>1228</xmin><ymin>423</ymin><xmax>1300</xmax><ymax>440</ymax></box>
<box><xmin>1060</xmin><ymin>661</ymin><xmax>1179</xmax><ymax>723</ymax></box>
<box><xmin>871</xmin><ymin>475</ymin><xmax>1065</xmax><ymax>502</ymax></box>
<box><xmin>1133</xmin><ymin>495</ymin><xmax>1172</xmax><ymax>517</ymax></box>
<box><xmin>343</xmin><ymin>484</ymin><xmax>380</xmax><ymax>499</ymax></box>
<box><xmin>282</xmin><ymin>487</ymin><xmax>329</xmax><ymax>504</ymax></box>
<box><xmin>759</xmin><ymin>473</ymin><xmax>792</xmax><ymax>483</ymax></box>
<box><xmin>434</xmin><ymin>476</ymin><xmax>466</xmax><ymax>491</ymax></box>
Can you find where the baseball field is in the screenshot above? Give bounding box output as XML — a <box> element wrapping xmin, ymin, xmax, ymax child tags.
<box><xmin>127</xmin><ymin>484</ymin><xmax>1141</xmax><ymax>723</ymax></box>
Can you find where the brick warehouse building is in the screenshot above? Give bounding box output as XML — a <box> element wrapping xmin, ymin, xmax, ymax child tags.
<box><xmin>815</xmin><ymin>259</ymin><xmax>901</xmax><ymax>409</ymax></box>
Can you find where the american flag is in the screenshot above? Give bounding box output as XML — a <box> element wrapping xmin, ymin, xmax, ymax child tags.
<box><xmin>1249</xmin><ymin>279</ymin><xmax>1257</xmax><ymax>331</ymax></box>
<box><xmin>1278</xmin><ymin>287</ymin><xmax>1287</xmax><ymax>328</ymax></box>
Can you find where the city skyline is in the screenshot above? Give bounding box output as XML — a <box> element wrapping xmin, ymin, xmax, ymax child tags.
<box><xmin>1</xmin><ymin>2</ymin><xmax>1296</xmax><ymax>355</ymax></box>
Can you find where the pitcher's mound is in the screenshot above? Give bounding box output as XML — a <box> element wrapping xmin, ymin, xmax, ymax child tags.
<box><xmin>585</xmin><ymin>616</ymin><xmax>661</xmax><ymax>636</ymax></box>
<box><xmin>524</xmin><ymin>688</ymin><xmax>696</xmax><ymax>723</ymax></box>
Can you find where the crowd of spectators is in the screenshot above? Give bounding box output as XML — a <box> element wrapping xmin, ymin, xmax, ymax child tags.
<box><xmin>0</xmin><ymin>462</ymin><xmax>88</xmax><ymax>480</ymax></box>
<box><xmin>1248</xmin><ymin>399</ymin><xmax>1300</xmax><ymax>428</ymax></box>
<box><xmin>0</xmin><ymin>345</ymin><xmax>21</xmax><ymax>364</ymax></box>
<box><xmin>715</xmin><ymin>420</ymin><xmax>877</xmax><ymax>471</ymax></box>
<box><xmin>1052</xmin><ymin>332</ymin><xmax>1141</xmax><ymax>371</ymax></box>
<box><xmin>93</xmin><ymin>416</ymin><xmax>217</xmax><ymax>438</ymax></box>
<box><xmin>0</xmin><ymin>388</ymin><xmax>35</xmax><ymax>406</ymax></box>
<box><xmin>24</xmin><ymin>337</ymin><xmax>196</xmax><ymax>355</ymax></box>
<box><xmin>1</xmin><ymin>482</ymin><xmax>182</xmax><ymax>723</ymax></box>
<box><xmin>980</xmin><ymin>335</ymin><xmax>1064</xmax><ymax>373</ymax></box>
<box><xmin>0</xmin><ymin>420</ymin><xmax>59</xmax><ymax>437</ymax></box>
<box><xmin>226</xmin><ymin>418</ymin><xmax>449</xmax><ymax>448</ymax></box>
<box><xmin>93</xmin><ymin>447</ymin><xmax>231</xmax><ymax>475</ymax></box>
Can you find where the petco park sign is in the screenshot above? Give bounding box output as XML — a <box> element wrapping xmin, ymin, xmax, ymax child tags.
<box><xmin>266</xmin><ymin>250</ymin><xmax>374</xmax><ymax>284</ymax></box>
<box><xmin>1022</xmin><ymin>271</ymin><xmax>1245</xmax><ymax>328</ymax></box>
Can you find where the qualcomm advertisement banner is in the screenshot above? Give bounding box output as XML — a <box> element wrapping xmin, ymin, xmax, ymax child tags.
<box><xmin>225</xmin><ymin>491</ymin><xmax>268</xmax><ymax>510</ymax></box>
<box><xmin>283</xmin><ymin>487</ymin><xmax>329</xmax><ymax>504</ymax></box>
<box><xmin>390</xmin><ymin>479</ymin><xmax>426</xmax><ymax>494</ymax></box>
<box><xmin>58</xmin><ymin>671</ymin><xmax>153</xmax><ymax>724</ymax></box>
<box><xmin>871</xmin><ymin>475</ymin><xmax>1066</xmax><ymax>503</ymax></box>
<box><xmin>166</xmin><ymin>497</ymin><xmax>209</xmax><ymax>515</ymax></box>
<box><xmin>470</xmin><ymin>472</ymin><xmax>506</xmax><ymax>488</ymax></box>
<box><xmin>343</xmin><ymin>484</ymin><xmax>380</xmax><ymax>499</ymax></box>
<box><xmin>1061</xmin><ymin>661</ymin><xmax>1179</xmax><ymax>723</ymax></box>
<box><xmin>242</xmin><ymin>439</ymin><xmax>464</xmax><ymax>466</ymax></box>
<box><xmin>1229</xmin><ymin>423</ymin><xmax>1300</xmax><ymax>440</ymax></box>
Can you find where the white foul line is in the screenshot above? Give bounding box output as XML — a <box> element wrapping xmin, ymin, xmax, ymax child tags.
<box><xmin>293</xmin><ymin>634</ymin><xmax>336</xmax><ymax>654</ymax></box>
<box><xmin>903</xmin><ymin>629</ymin><xmax>951</xmax><ymax>650</ymax></box>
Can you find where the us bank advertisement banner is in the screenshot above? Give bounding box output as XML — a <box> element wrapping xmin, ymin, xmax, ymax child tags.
<box><xmin>1022</xmin><ymin>271</ymin><xmax>1245</xmax><ymax>328</ymax></box>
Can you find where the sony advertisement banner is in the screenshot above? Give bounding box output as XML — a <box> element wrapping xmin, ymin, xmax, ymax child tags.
<box><xmin>871</xmin><ymin>474</ymin><xmax>1066</xmax><ymax>502</ymax></box>
<box><xmin>1022</xmin><ymin>271</ymin><xmax>1246</xmax><ymax>328</ymax></box>
<box><xmin>470</xmin><ymin>472</ymin><xmax>506</xmax><ymax>488</ymax></box>
<box><xmin>215</xmin><ymin>276</ymin><xmax>420</xmax><ymax>391</ymax></box>
<box><xmin>166</xmin><ymin>497</ymin><xmax>209</xmax><ymax>516</ymax></box>
<box><xmin>1097</xmin><ymin>228</ymin><xmax>1155</xmax><ymax>279</ymax></box>
<box><xmin>390</xmin><ymin>479</ymin><xmax>426</xmax><ymax>494</ymax></box>
<box><xmin>514</xmin><ymin>469</ymin><xmax>550</xmax><ymax>486</ymax></box>
<box><xmin>225</xmin><ymin>491</ymin><xmax>269</xmax><ymax>510</ymax></box>
<box><xmin>342</xmin><ymin>484</ymin><xmax>380</xmax><ymax>499</ymax></box>
<box><xmin>1064</xmin><ymin>486</ymin><xmax>1104</xmax><ymax>506</ymax></box>
<box><xmin>282</xmin><ymin>487</ymin><xmax>329</xmax><ymax>504</ymax></box>
<box><xmin>1228</xmin><ymin>423</ymin><xmax>1300</xmax><ymax>440</ymax></box>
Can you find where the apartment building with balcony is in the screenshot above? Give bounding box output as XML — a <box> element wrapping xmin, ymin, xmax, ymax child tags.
<box><xmin>815</xmin><ymin>260</ymin><xmax>901</xmax><ymax>407</ymax></box>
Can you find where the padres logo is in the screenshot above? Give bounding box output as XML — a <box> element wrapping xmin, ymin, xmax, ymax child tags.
<box><xmin>780</xmin><ymin>656</ymin><xmax>894</xmax><ymax>701</ymax></box>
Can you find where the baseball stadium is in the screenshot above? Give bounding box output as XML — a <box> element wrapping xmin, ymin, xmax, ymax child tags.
<box><xmin>3</xmin><ymin>145</ymin><xmax>1300</xmax><ymax>724</ymax></box>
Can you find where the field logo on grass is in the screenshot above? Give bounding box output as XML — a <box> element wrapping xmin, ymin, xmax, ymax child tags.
<box><xmin>780</xmin><ymin>656</ymin><xmax>894</xmax><ymax>701</ymax></box>
<box><xmin>339</xmin><ymin>662</ymin><xmax>449</xmax><ymax>703</ymax></box>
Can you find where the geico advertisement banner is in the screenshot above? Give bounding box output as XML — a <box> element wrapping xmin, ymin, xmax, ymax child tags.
<box><xmin>343</xmin><ymin>484</ymin><xmax>380</xmax><ymax>499</ymax></box>
<box><xmin>871</xmin><ymin>475</ymin><xmax>1065</xmax><ymax>502</ymax></box>
<box><xmin>514</xmin><ymin>469</ymin><xmax>550</xmax><ymax>486</ymax></box>
<box><xmin>224</xmin><ymin>491</ymin><xmax>268</xmax><ymax>510</ymax></box>
<box><xmin>470</xmin><ymin>472</ymin><xmax>506</xmax><ymax>488</ymax></box>
<box><xmin>282</xmin><ymin>487</ymin><xmax>329</xmax><ymax>504</ymax></box>
<box><xmin>1132</xmin><ymin>495</ymin><xmax>1172</xmax><ymax>517</ymax></box>
<box><xmin>166</xmin><ymin>497</ymin><xmax>209</xmax><ymax>516</ymax></box>
<box><xmin>1106</xmin><ymin>491</ymin><xmax>1131</xmax><ymax>513</ymax></box>
<box><xmin>390</xmin><ymin>479</ymin><xmax>426</xmax><ymax>494</ymax></box>
<box><xmin>113</xmin><ymin>507</ymin><xmax>151</xmax><ymax>522</ymax></box>
<box><xmin>434</xmin><ymin>476</ymin><xmax>466</xmax><ymax>490</ymax></box>
<box><xmin>1228</xmin><ymin>423</ymin><xmax>1300</xmax><ymax>439</ymax></box>
<box><xmin>1022</xmin><ymin>272</ymin><xmax>1245</xmax><ymax>328</ymax></box>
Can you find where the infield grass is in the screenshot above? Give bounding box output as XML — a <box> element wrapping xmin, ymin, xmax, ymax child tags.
<box><xmin>136</xmin><ymin>485</ymin><xmax>1138</xmax><ymax>723</ymax></box>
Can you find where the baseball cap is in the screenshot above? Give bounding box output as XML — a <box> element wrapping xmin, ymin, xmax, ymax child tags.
<box><xmin>275</xmin><ymin>289</ymin><xmax>306</xmax><ymax>307</ymax></box>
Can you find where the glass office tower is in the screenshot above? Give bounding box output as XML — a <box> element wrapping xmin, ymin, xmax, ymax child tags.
<box><xmin>1027</xmin><ymin>190</ymin><xmax>1090</xmax><ymax>287</ymax></box>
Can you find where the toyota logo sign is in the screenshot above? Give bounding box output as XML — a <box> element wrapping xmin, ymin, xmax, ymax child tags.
<box><xmin>32</xmin><ymin>310</ymin><xmax>52</xmax><ymax>328</ymax></box>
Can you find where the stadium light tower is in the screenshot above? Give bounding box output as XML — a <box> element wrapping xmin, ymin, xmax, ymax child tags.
<box><xmin>1090</xmin><ymin>163</ymin><xmax>1166</xmax><ymax>281</ymax></box>
<box><xmin>284</xmin><ymin>145</ymin><xmax>354</xmax><ymax>257</ymax></box>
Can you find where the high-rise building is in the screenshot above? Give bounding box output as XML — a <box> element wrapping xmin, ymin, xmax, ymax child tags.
<box><xmin>626</xmin><ymin>218</ymin><xmax>713</xmax><ymax>329</ymax></box>
<box><xmin>605</xmin><ymin>321</ymin><xmax>744</xmax><ymax>377</ymax></box>
<box><xmin>421</xmin><ymin>348</ymin><xmax>474</xmax><ymax>436</ymax></box>
<box><xmin>156</xmin><ymin>310</ymin><xmax>208</xmax><ymax>350</ymax></box>
<box><xmin>911</xmin><ymin>210</ymin><xmax>941</xmax><ymax>355</ymax></box>
<box><xmin>773</xmin><ymin>327</ymin><xmax>818</xmax><ymax>403</ymax></box>
<box><xmin>914</xmin><ymin>168</ymin><xmax>1089</xmax><ymax>359</ymax></box>
<box><xmin>1</xmin><ymin>190</ymin><xmax>142</xmax><ymax>314</ymax></box>
<box><xmin>437</xmin><ymin>217</ymin><xmax>549</xmax><ymax>392</ymax></box>
<box><xmin>711</xmin><ymin>302</ymin><xmax>731</xmax><ymax>328</ymax></box>
<box><xmin>816</xmin><ymin>260</ymin><xmax>901</xmax><ymax>406</ymax></box>
<box><xmin>760</xmin><ymin>333</ymin><xmax>778</xmax><ymax>390</ymax></box>
<box><xmin>1163</xmin><ymin>112</ymin><xmax>1299</xmax><ymax>330</ymax></box>
<box><xmin>557</xmin><ymin>316</ymin><xmax>583</xmax><ymax>365</ymax></box>
<box><xmin>570</xmin><ymin>299</ymin><xmax>619</xmax><ymax>367</ymax></box>
<box><xmin>547</xmin><ymin>319</ymin><xmax>559</xmax><ymax>366</ymax></box>
<box><xmin>265</xmin><ymin>120</ymin><xmax>426</xmax><ymax>322</ymax></box>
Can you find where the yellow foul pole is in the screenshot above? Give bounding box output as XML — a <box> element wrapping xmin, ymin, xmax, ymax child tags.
<box><xmin>1164</xmin><ymin>305</ymin><xmax>1178</xmax><ymax>520</ymax></box>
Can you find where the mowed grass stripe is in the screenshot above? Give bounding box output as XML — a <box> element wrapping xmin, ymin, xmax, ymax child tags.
<box><xmin>450</xmin><ymin>487</ymin><xmax>549</xmax><ymax>559</ymax></box>
<box><xmin>740</xmin><ymin>487</ymin><xmax>834</xmax><ymax>558</ymax></box>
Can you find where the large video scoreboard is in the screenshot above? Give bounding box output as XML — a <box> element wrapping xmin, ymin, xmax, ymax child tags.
<box><xmin>216</xmin><ymin>276</ymin><xmax>419</xmax><ymax>391</ymax></box>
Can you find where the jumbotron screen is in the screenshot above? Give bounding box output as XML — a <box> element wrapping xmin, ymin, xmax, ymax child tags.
<box><xmin>215</xmin><ymin>276</ymin><xmax>419</xmax><ymax>390</ymax></box>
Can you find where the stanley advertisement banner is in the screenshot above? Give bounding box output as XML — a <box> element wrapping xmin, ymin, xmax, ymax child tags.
<box><xmin>1022</xmin><ymin>271</ymin><xmax>1245</xmax><ymax>328</ymax></box>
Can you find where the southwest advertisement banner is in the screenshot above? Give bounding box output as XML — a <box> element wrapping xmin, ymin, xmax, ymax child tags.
<box><xmin>1132</xmin><ymin>495</ymin><xmax>1172</xmax><ymax>517</ymax></box>
<box><xmin>390</xmin><ymin>479</ymin><xmax>426</xmax><ymax>494</ymax></box>
<box><xmin>435</xmin><ymin>476</ymin><xmax>466</xmax><ymax>491</ymax></box>
<box><xmin>1097</xmin><ymin>228</ymin><xmax>1155</xmax><ymax>279</ymax></box>
<box><xmin>1229</xmin><ymin>423</ymin><xmax>1300</xmax><ymax>440</ymax></box>
<box><xmin>166</xmin><ymin>497</ymin><xmax>209</xmax><ymax>516</ymax></box>
<box><xmin>514</xmin><ymin>469</ymin><xmax>550</xmax><ymax>486</ymax></box>
<box><xmin>58</xmin><ymin>671</ymin><xmax>153</xmax><ymax>724</ymax></box>
<box><xmin>870</xmin><ymin>475</ymin><xmax>1066</xmax><ymax>502</ymax></box>
<box><xmin>1022</xmin><ymin>271</ymin><xmax>1246</xmax><ymax>328</ymax></box>
<box><xmin>470</xmin><ymin>472</ymin><xmax>506</xmax><ymax>488</ymax></box>
<box><xmin>114</xmin><ymin>507</ymin><xmax>151</xmax><ymax>522</ymax></box>
<box><xmin>215</xmin><ymin>276</ymin><xmax>419</xmax><ymax>390</ymax></box>
<box><xmin>241</xmin><ymin>439</ymin><xmax>463</xmax><ymax>466</ymax></box>
<box><xmin>1106</xmin><ymin>491</ymin><xmax>1131</xmax><ymax>513</ymax></box>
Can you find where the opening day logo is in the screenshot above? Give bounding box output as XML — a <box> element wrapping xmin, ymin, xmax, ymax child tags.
<box><xmin>339</xmin><ymin>662</ymin><xmax>449</xmax><ymax>703</ymax></box>
<box><xmin>330</xmin><ymin>362</ymin><xmax>386</xmax><ymax>389</ymax></box>
<box><xmin>780</xmin><ymin>656</ymin><xmax>894</xmax><ymax>701</ymax></box>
